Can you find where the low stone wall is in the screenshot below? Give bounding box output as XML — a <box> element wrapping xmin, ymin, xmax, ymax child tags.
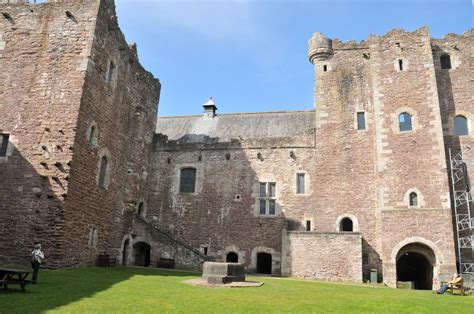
<box><xmin>282</xmin><ymin>231</ymin><xmax>362</xmax><ymax>282</ymax></box>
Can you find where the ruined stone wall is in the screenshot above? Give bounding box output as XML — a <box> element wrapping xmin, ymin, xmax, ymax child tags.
<box><xmin>62</xmin><ymin>0</ymin><xmax>160</xmax><ymax>266</ymax></box>
<box><xmin>0</xmin><ymin>0</ymin><xmax>160</xmax><ymax>267</ymax></box>
<box><xmin>0</xmin><ymin>0</ymin><xmax>99</xmax><ymax>267</ymax></box>
<box><xmin>282</xmin><ymin>231</ymin><xmax>362</xmax><ymax>282</ymax></box>
<box><xmin>148</xmin><ymin>131</ymin><xmax>315</xmax><ymax>274</ymax></box>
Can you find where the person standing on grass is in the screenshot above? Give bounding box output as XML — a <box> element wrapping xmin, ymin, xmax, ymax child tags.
<box><xmin>31</xmin><ymin>243</ymin><xmax>45</xmax><ymax>284</ymax></box>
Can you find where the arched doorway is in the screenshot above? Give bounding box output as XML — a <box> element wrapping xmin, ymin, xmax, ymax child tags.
<box><xmin>340</xmin><ymin>218</ymin><xmax>353</xmax><ymax>232</ymax></box>
<box><xmin>396</xmin><ymin>243</ymin><xmax>434</xmax><ymax>290</ymax></box>
<box><xmin>133</xmin><ymin>242</ymin><xmax>151</xmax><ymax>267</ymax></box>
<box><xmin>122</xmin><ymin>239</ymin><xmax>130</xmax><ymax>266</ymax></box>
<box><xmin>226</xmin><ymin>252</ymin><xmax>238</xmax><ymax>263</ymax></box>
<box><xmin>256</xmin><ymin>252</ymin><xmax>272</xmax><ymax>274</ymax></box>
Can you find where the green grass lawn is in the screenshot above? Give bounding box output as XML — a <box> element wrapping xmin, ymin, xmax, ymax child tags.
<box><xmin>0</xmin><ymin>267</ymin><xmax>472</xmax><ymax>313</ymax></box>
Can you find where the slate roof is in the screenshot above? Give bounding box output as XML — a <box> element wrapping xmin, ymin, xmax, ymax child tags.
<box><xmin>155</xmin><ymin>110</ymin><xmax>315</xmax><ymax>143</ymax></box>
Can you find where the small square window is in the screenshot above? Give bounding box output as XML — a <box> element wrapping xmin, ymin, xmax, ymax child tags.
<box><xmin>440</xmin><ymin>55</ymin><xmax>451</xmax><ymax>70</ymax></box>
<box><xmin>323</xmin><ymin>65</ymin><xmax>328</xmax><ymax>72</ymax></box>
<box><xmin>357</xmin><ymin>112</ymin><xmax>366</xmax><ymax>131</ymax></box>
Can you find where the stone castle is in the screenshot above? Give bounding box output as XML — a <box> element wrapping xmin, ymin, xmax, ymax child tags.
<box><xmin>0</xmin><ymin>0</ymin><xmax>472</xmax><ymax>290</ymax></box>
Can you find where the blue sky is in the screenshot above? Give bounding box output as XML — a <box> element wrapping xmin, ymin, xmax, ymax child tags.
<box><xmin>114</xmin><ymin>0</ymin><xmax>472</xmax><ymax>117</ymax></box>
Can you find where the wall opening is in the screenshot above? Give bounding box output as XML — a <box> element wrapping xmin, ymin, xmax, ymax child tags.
<box><xmin>0</xmin><ymin>133</ymin><xmax>9</xmax><ymax>157</ymax></box>
<box><xmin>340</xmin><ymin>218</ymin><xmax>353</xmax><ymax>232</ymax></box>
<box><xmin>226</xmin><ymin>252</ymin><xmax>239</xmax><ymax>263</ymax></box>
<box><xmin>396</xmin><ymin>243</ymin><xmax>434</xmax><ymax>290</ymax></box>
<box><xmin>133</xmin><ymin>242</ymin><xmax>151</xmax><ymax>267</ymax></box>
<box><xmin>98</xmin><ymin>156</ymin><xmax>108</xmax><ymax>188</ymax></box>
<box><xmin>454</xmin><ymin>115</ymin><xmax>469</xmax><ymax>136</ymax></box>
<box><xmin>122</xmin><ymin>239</ymin><xmax>130</xmax><ymax>266</ymax></box>
<box><xmin>398</xmin><ymin>59</ymin><xmax>403</xmax><ymax>71</ymax></box>
<box><xmin>138</xmin><ymin>202</ymin><xmax>145</xmax><ymax>217</ymax></box>
<box><xmin>180</xmin><ymin>167</ymin><xmax>196</xmax><ymax>193</ymax></box>
<box><xmin>306</xmin><ymin>220</ymin><xmax>311</xmax><ymax>231</ymax></box>
<box><xmin>409</xmin><ymin>192</ymin><xmax>418</xmax><ymax>207</ymax></box>
<box><xmin>357</xmin><ymin>112</ymin><xmax>366</xmax><ymax>130</ymax></box>
<box><xmin>256</xmin><ymin>252</ymin><xmax>272</xmax><ymax>274</ymax></box>
<box><xmin>323</xmin><ymin>65</ymin><xmax>328</xmax><ymax>72</ymax></box>
<box><xmin>399</xmin><ymin>112</ymin><xmax>412</xmax><ymax>131</ymax></box>
<box><xmin>440</xmin><ymin>54</ymin><xmax>451</xmax><ymax>70</ymax></box>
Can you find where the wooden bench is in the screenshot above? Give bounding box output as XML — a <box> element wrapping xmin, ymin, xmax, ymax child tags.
<box><xmin>0</xmin><ymin>269</ymin><xmax>31</xmax><ymax>292</ymax></box>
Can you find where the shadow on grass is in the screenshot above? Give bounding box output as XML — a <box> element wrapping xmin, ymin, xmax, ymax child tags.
<box><xmin>0</xmin><ymin>266</ymin><xmax>199</xmax><ymax>313</ymax></box>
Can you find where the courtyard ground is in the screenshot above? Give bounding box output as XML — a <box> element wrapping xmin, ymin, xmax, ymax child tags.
<box><xmin>0</xmin><ymin>267</ymin><xmax>472</xmax><ymax>313</ymax></box>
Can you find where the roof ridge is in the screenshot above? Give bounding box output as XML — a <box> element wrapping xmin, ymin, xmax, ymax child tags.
<box><xmin>157</xmin><ymin>109</ymin><xmax>315</xmax><ymax>119</ymax></box>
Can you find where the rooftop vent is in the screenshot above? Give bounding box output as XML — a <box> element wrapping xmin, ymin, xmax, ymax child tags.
<box><xmin>203</xmin><ymin>97</ymin><xmax>217</xmax><ymax>119</ymax></box>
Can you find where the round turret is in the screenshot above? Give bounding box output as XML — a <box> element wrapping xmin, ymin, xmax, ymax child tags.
<box><xmin>308</xmin><ymin>32</ymin><xmax>333</xmax><ymax>63</ymax></box>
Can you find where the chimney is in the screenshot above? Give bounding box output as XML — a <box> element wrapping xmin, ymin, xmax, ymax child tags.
<box><xmin>203</xmin><ymin>97</ymin><xmax>217</xmax><ymax>119</ymax></box>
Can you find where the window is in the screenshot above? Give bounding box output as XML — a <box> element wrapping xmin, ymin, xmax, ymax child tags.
<box><xmin>323</xmin><ymin>65</ymin><xmax>328</xmax><ymax>72</ymax></box>
<box><xmin>399</xmin><ymin>112</ymin><xmax>412</xmax><ymax>131</ymax></box>
<box><xmin>398</xmin><ymin>59</ymin><xmax>403</xmax><ymax>71</ymax></box>
<box><xmin>180</xmin><ymin>168</ymin><xmax>196</xmax><ymax>193</ymax></box>
<box><xmin>88</xmin><ymin>226</ymin><xmax>98</xmax><ymax>248</ymax></box>
<box><xmin>259</xmin><ymin>182</ymin><xmax>276</xmax><ymax>215</ymax></box>
<box><xmin>106</xmin><ymin>61</ymin><xmax>115</xmax><ymax>85</ymax></box>
<box><xmin>138</xmin><ymin>202</ymin><xmax>145</xmax><ymax>217</ymax></box>
<box><xmin>98</xmin><ymin>156</ymin><xmax>108</xmax><ymax>188</ymax></box>
<box><xmin>454</xmin><ymin>115</ymin><xmax>469</xmax><ymax>136</ymax></box>
<box><xmin>0</xmin><ymin>134</ymin><xmax>9</xmax><ymax>157</ymax></box>
<box><xmin>306</xmin><ymin>220</ymin><xmax>311</xmax><ymax>231</ymax></box>
<box><xmin>440</xmin><ymin>55</ymin><xmax>451</xmax><ymax>70</ymax></box>
<box><xmin>88</xmin><ymin>125</ymin><xmax>97</xmax><ymax>144</ymax></box>
<box><xmin>357</xmin><ymin>112</ymin><xmax>366</xmax><ymax>130</ymax></box>
<box><xmin>409</xmin><ymin>192</ymin><xmax>418</xmax><ymax>207</ymax></box>
<box><xmin>340</xmin><ymin>218</ymin><xmax>353</xmax><ymax>232</ymax></box>
<box><xmin>296</xmin><ymin>173</ymin><xmax>305</xmax><ymax>194</ymax></box>
<box><xmin>226</xmin><ymin>252</ymin><xmax>238</xmax><ymax>263</ymax></box>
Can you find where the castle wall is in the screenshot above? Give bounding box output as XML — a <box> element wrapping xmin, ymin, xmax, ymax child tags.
<box><xmin>0</xmin><ymin>0</ymin><xmax>160</xmax><ymax>267</ymax></box>
<box><xmin>148</xmin><ymin>131</ymin><xmax>316</xmax><ymax>274</ymax></box>
<box><xmin>62</xmin><ymin>0</ymin><xmax>160</xmax><ymax>266</ymax></box>
<box><xmin>0</xmin><ymin>0</ymin><xmax>99</xmax><ymax>267</ymax></box>
<box><xmin>282</xmin><ymin>232</ymin><xmax>362</xmax><ymax>282</ymax></box>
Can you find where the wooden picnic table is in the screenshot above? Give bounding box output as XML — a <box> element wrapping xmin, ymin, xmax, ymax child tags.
<box><xmin>0</xmin><ymin>268</ymin><xmax>31</xmax><ymax>292</ymax></box>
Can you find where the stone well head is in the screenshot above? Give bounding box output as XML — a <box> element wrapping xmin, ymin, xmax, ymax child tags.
<box><xmin>202</xmin><ymin>262</ymin><xmax>246</xmax><ymax>284</ymax></box>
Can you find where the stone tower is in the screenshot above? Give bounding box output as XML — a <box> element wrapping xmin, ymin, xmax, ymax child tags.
<box><xmin>0</xmin><ymin>0</ymin><xmax>160</xmax><ymax>267</ymax></box>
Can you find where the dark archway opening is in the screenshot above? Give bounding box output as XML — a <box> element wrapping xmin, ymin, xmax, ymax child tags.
<box><xmin>340</xmin><ymin>218</ymin><xmax>353</xmax><ymax>232</ymax></box>
<box><xmin>133</xmin><ymin>242</ymin><xmax>151</xmax><ymax>267</ymax></box>
<box><xmin>397</xmin><ymin>252</ymin><xmax>433</xmax><ymax>290</ymax></box>
<box><xmin>226</xmin><ymin>252</ymin><xmax>239</xmax><ymax>263</ymax></box>
<box><xmin>256</xmin><ymin>252</ymin><xmax>272</xmax><ymax>274</ymax></box>
<box><xmin>122</xmin><ymin>239</ymin><xmax>129</xmax><ymax>266</ymax></box>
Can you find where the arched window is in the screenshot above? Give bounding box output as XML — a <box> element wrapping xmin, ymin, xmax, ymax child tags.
<box><xmin>440</xmin><ymin>54</ymin><xmax>451</xmax><ymax>70</ymax></box>
<box><xmin>454</xmin><ymin>115</ymin><xmax>469</xmax><ymax>136</ymax></box>
<box><xmin>409</xmin><ymin>192</ymin><xmax>418</xmax><ymax>207</ymax></box>
<box><xmin>180</xmin><ymin>168</ymin><xmax>196</xmax><ymax>193</ymax></box>
<box><xmin>399</xmin><ymin>113</ymin><xmax>412</xmax><ymax>132</ymax></box>
<box><xmin>138</xmin><ymin>202</ymin><xmax>145</xmax><ymax>217</ymax></box>
<box><xmin>98</xmin><ymin>156</ymin><xmax>108</xmax><ymax>188</ymax></box>
<box><xmin>340</xmin><ymin>218</ymin><xmax>353</xmax><ymax>232</ymax></box>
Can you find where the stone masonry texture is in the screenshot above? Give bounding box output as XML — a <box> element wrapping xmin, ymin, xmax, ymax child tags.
<box><xmin>0</xmin><ymin>0</ymin><xmax>472</xmax><ymax>288</ymax></box>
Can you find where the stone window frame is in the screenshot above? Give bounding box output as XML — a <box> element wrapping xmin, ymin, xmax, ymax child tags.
<box><xmin>97</xmin><ymin>148</ymin><xmax>112</xmax><ymax>189</ymax></box>
<box><xmin>355</xmin><ymin>110</ymin><xmax>368</xmax><ymax>132</ymax></box>
<box><xmin>259</xmin><ymin>182</ymin><xmax>277</xmax><ymax>216</ymax></box>
<box><xmin>219</xmin><ymin>245</ymin><xmax>246</xmax><ymax>264</ymax></box>
<box><xmin>404</xmin><ymin>188</ymin><xmax>424</xmax><ymax>209</ymax></box>
<box><xmin>295</xmin><ymin>171</ymin><xmax>311</xmax><ymax>196</ymax></box>
<box><xmin>88</xmin><ymin>225</ymin><xmax>98</xmax><ymax>248</ymax></box>
<box><xmin>391</xmin><ymin>107</ymin><xmax>418</xmax><ymax>134</ymax></box>
<box><xmin>173</xmin><ymin>163</ymin><xmax>203</xmax><ymax>196</ymax></box>
<box><xmin>447</xmin><ymin>112</ymin><xmax>471</xmax><ymax>138</ymax></box>
<box><xmin>303</xmin><ymin>217</ymin><xmax>314</xmax><ymax>231</ymax></box>
<box><xmin>335</xmin><ymin>214</ymin><xmax>360</xmax><ymax>233</ymax></box>
<box><xmin>86</xmin><ymin>121</ymin><xmax>99</xmax><ymax>147</ymax></box>
<box><xmin>439</xmin><ymin>54</ymin><xmax>452</xmax><ymax>70</ymax></box>
<box><xmin>253</xmin><ymin>175</ymin><xmax>281</xmax><ymax>217</ymax></box>
<box><xmin>179</xmin><ymin>167</ymin><xmax>197</xmax><ymax>194</ymax></box>
<box><xmin>394</xmin><ymin>58</ymin><xmax>409</xmax><ymax>72</ymax></box>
